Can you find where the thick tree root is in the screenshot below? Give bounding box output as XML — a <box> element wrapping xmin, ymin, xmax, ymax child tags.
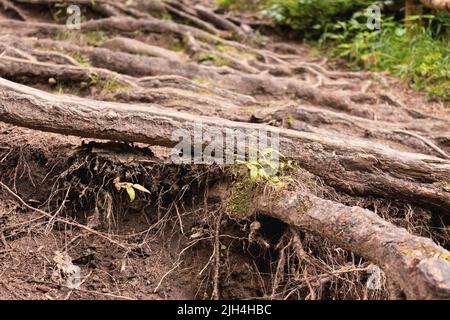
<box><xmin>239</xmin><ymin>187</ymin><xmax>450</xmax><ymax>299</ymax></box>
<box><xmin>0</xmin><ymin>78</ymin><xmax>449</xmax><ymax>213</ymax></box>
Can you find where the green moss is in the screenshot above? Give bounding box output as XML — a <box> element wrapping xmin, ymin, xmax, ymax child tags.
<box><xmin>197</xmin><ymin>52</ymin><xmax>230</xmax><ymax>67</ymax></box>
<box><xmin>226</xmin><ymin>177</ymin><xmax>256</xmax><ymax>219</ymax></box>
<box><xmin>99</xmin><ymin>79</ymin><xmax>132</xmax><ymax>94</ymax></box>
<box><xmin>285</xmin><ymin>115</ymin><xmax>294</xmax><ymax>127</ymax></box>
<box><xmin>438</xmin><ymin>181</ymin><xmax>450</xmax><ymax>191</ymax></box>
<box><xmin>55</xmin><ymin>30</ymin><xmax>76</xmax><ymax>41</ymax></box>
<box><xmin>242</xmin><ymin>107</ymin><xmax>257</xmax><ymax>114</ymax></box>
<box><xmin>52</xmin><ymin>86</ymin><xmax>65</xmax><ymax>95</ymax></box>
<box><xmin>296</xmin><ymin>197</ymin><xmax>312</xmax><ymax>215</ymax></box>
<box><xmin>215</xmin><ymin>43</ymin><xmax>256</xmax><ymax>59</ymax></box>
<box><xmin>70</xmin><ymin>52</ymin><xmax>91</xmax><ymax>66</ymax></box>
<box><xmin>413</xmin><ymin>241</ymin><xmax>450</xmax><ymax>262</ymax></box>
<box><xmin>161</xmin><ymin>12</ymin><xmax>172</xmax><ymax>20</ymax></box>
<box><xmin>170</xmin><ymin>39</ymin><xmax>187</xmax><ymax>52</ymax></box>
<box><xmin>215</xmin><ymin>0</ymin><xmax>268</xmax><ymax>12</ymax></box>
<box><xmin>192</xmin><ymin>77</ymin><xmax>216</xmax><ymax>86</ymax></box>
<box><xmin>80</xmin><ymin>31</ymin><xmax>109</xmax><ymax>46</ymax></box>
<box><xmin>81</xmin><ymin>73</ymin><xmax>131</xmax><ymax>94</ymax></box>
<box><xmin>439</xmin><ymin>253</ymin><xmax>450</xmax><ymax>261</ymax></box>
<box><xmin>399</xmin><ymin>245</ymin><xmax>413</xmax><ymax>257</ymax></box>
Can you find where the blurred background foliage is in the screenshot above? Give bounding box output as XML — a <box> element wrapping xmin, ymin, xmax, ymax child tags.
<box><xmin>216</xmin><ymin>0</ymin><xmax>450</xmax><ymax>101</ymax></box>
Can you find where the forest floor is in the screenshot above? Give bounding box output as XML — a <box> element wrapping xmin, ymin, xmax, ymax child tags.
<box><xmin>0</xmin><ymin>0</ymin><xmax>449</xmax><ymax>300</ymax></box>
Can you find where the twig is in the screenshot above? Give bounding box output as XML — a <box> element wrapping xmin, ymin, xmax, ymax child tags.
<box><xmin>394</xmin><ymin>129</ymin><xmax>450</xmax><ymax>159</ymax></box>
<box><xmin>211</xmin><ymin>210</ymin><xmax>224</xmax><ymax>300</ymax></box>
<box><xmin>28</xmin><ymin>279</ymin><xmax>135</xmax><ymax>300</ymax></box>
<box><xmin>153</xmin><ymin>260</ymin><xmax>183</xmax><ymax>293</ymax></box>
<box><xmin>0</xmin><ymin>181</ymin><xmax>132</xmax><ymax>251</ymax></box>
<box><xmin>303</xmin><ymin>268</ymin><xmax>316</xmax><ymax>300</ymax></box>
<box><xmin>174</xmin><ymin>203</ymin><xmax>185</xmax><ymax>234</ymax></box>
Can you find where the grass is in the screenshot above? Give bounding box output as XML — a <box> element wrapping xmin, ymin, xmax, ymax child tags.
<box><xmin>320</xmin><ymin>14</ymin><xmax>450</xmax><ymax>101</ymax></box>
<box><xmin>70</xmin><ymin>52</ymin><xmax>91</xmax><ymax>66</ymax></box>
<box><xmin>229</xmin><ymin>0</ymin><xmax>450</xmax><ymax>102</ymax></box>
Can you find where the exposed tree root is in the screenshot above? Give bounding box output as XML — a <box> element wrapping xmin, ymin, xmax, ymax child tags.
<box><xmin>1</xmin><ymin>0</ymin><xmax>449</xmax><ymax>300</ymax></box>
<box><xmin>1</xmin><ymin>78</ymin><xmax>449</xmax><ymax>212</ymax></box>
<box><xmin>251</xmin><ymin>187</ymin><xmax>450</xmax><ymax>299</ymax></box>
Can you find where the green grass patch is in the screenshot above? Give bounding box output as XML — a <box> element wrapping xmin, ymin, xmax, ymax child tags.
<box><xmin>258</xmin><ymin>0</ymin><xmax>450</xmax><ymax>101</ymax></box>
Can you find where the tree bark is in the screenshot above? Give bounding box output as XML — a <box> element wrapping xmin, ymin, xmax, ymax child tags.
<box><xmin>0</xmin><ymin>77</ymin><xmax>449</xmax><ymax>213</ymax></box>
<box><xmin>252</xmin><ymin>189</ymin><xmax>450</xmax><ymax>299</ymax></box>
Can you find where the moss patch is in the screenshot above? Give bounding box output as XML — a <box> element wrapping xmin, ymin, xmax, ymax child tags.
<box><xmin>438</xmin><ymin>181</ymin><xmax>450</xmax><ymax>191</ymax></box>
<box><xmin>197</xmin><ymin>52</ymin><xmax>230</xmax><ymax>67</ymax></box>
<box><xmin>70</xmin><ymin>52</ymin><xmax>91</xmax><ymax>66</ymax></box>
<box><xmin>226</xmin><ymin>177</ymin><xmax>256</xmax><ymax>219</ymax></box>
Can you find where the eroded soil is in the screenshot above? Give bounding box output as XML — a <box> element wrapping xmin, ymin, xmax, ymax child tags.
<box><xmin>0</xmin><ymin>0</ymin><xmax>449</xmax><ymax>300</ymax></box>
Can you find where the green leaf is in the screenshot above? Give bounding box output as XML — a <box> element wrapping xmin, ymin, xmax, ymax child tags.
<box><xmin>395</xmin><ymin>28</ymin><xmax>406</xmax><ymax>37</ymax></box>
<box><xmin>126</xmin><ymin>186</ymin><xmax>136</xmax><ymax>202</ymax></box>
<box><xmin>250</xmin><ymin>167</ymin><xmax>258</xmax><ymax>180</ymax></box>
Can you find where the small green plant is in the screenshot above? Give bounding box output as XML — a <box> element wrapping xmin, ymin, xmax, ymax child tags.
<box><xmin>70</xmin><ymin>52</ymin><xmax>91</xmax><ymax>66</ymax></box>
<box><xmin>53</xmin><ymin>85</ymin><xmax>65</xmax><ymax>95</ymax></box>
<box><xmin>321</xmin><ymin>13</ymin><xmax>449</xmax><ymax>100</ymax></box>
<box><xmin>51</xmin><ymin>3</ymin><xmax>66</xmax><ymax>22</ymax></box>
<box><xmin>100</xmin><ymin>79</ymin><xmax>132</xmax><ymax>93</ymax></box>
<box><xmin>285</xmin><ymin>115</ymin><xmax>294</xmax><ymax>127</ymax></box>
<box><xmin>55</xmin><ymin>30</ymin><xmax>75</xmax><ymax>41</ymax></box>
<box><xmin>226</xmin><ymin>148</ymin><xmax>295</xmax><ymax>218</ymax></box>
<box><xmin>80</xmin><ymin>31</ymin><xmax>109</xmax><ymax>46</ymax></box>
<box><xmin>88</xmin><ymin>73</ymin><xmax>98</xmax><ymax>86</ymax></box>
<box><xmin>81</xmin><ymin>73</ymin><xmax>131</xmax><ymax>93</ymax></box>
<box><xmin>237</xmin><ymin>147</ymin><xmax>294</xmax><ymax>186</ymax></box>
<box><xmin>197</xmin><ymin>52</ymin><xmax>230</xmax><ymax>67</ymax></box>
<box><xmin>114</xmin><ymin>177</ymin><xmax>150</xmax><ymax>203</ymax></box>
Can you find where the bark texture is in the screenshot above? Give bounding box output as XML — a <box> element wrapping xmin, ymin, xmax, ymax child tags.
<box><xmin>0</xmin><ymin>78</ymin><xmax>449</xmax><ymax>214</ymax></box>
<box><xmin>254</xmin><ymin>189</ymin><xmax>450</xmax><ymax>299</ymax></box>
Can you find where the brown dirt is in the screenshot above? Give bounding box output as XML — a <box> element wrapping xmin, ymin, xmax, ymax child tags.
<box><xmin>0</xmin><ymin>0</ymin><xmax>449</xmax><ymax>300</ymax></box>
<box><xmin>0</xmin><ymin>122</ymin><xmax>270</xmax><ymax>300</ymax></box>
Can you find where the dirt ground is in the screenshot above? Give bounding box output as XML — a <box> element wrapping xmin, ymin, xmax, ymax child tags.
<box><xmin>0</xmin><ymin>123</ymin><xmax>272</xmax><ymax>300</ymax></box>
<box><xmin>0</xmin><ymin>0</ymin><xmax>449</xmax><ymax>300</ymax></box>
